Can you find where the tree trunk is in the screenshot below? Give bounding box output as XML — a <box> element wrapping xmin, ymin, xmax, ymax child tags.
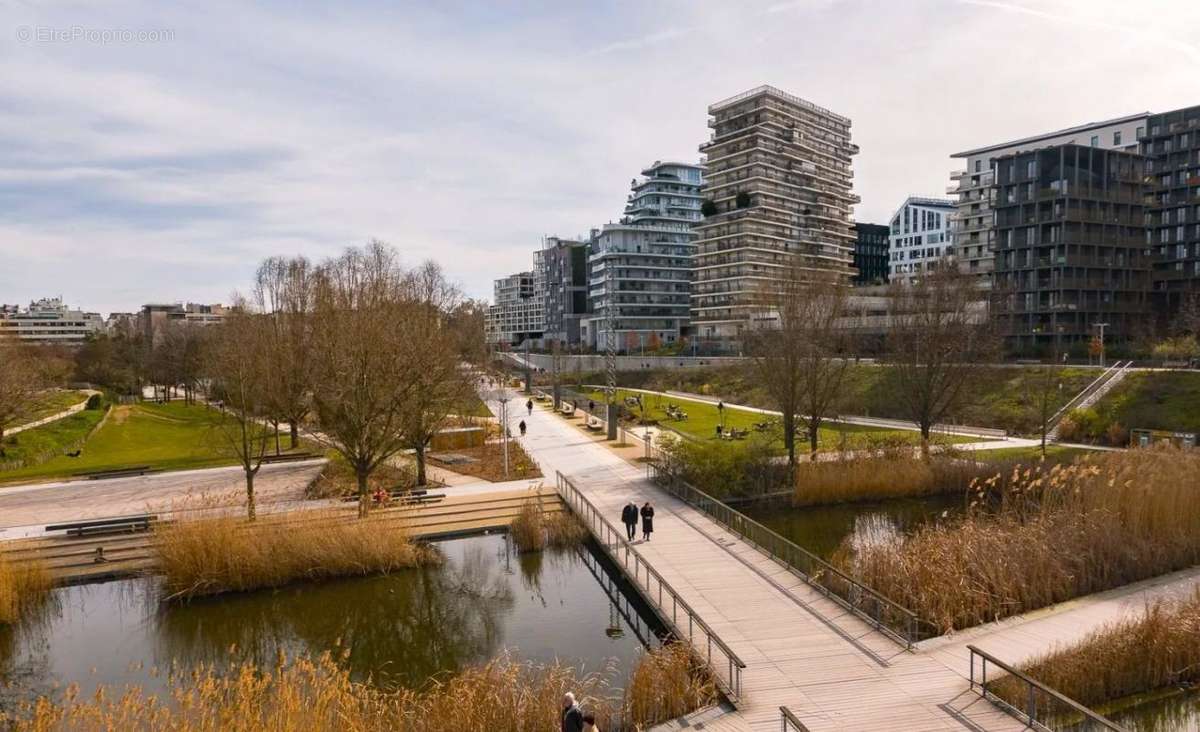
<box><xmin>809</xmin><ymin>417</ymin><xmax>820</xmax><ymax>460</ymax></box>
<box><xmin>245</xmin><ymin>470</ymin><xmax>257</xmax><ymax>521</ymax></box>
<box><xmin>920</xmin><ymin>422</ymin><xmax>932</xmax><ymax>461</ymax></box>
<box><xmin>274</xmin><ymin>422</ymin><xmax>281</xmax><ymax>456</ymax></box>
<box><xmin>783</xmin><ymin>412</ymin><xmax>796</xmax><ymax>467</ymax></box>
<box><xmin>356</xmin><ymin>469</ymin><xmax>370</xmax><ymax>518</ymax></box>
<box><xmin>289</xmin><ymin>422</ymin><xmax>299</xmax><ymax>449</ymax></box>
<box><xmin>415</xmin><ymin>445</ymin><xmax>427</xmax><ymax>486</ymax></box>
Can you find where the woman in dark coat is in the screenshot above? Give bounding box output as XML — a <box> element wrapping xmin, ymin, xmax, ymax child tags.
<box><xmin>640</xmin><ymin>502</ymin><xmax>655</xmax><ymax>541</ymax></box>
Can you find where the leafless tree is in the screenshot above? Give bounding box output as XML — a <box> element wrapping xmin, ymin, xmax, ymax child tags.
<box><xmin>206</xmin><ymin>303</ymin><xmax>274</xmax><ymax>520</ymax></box>
<box><xmin>1170</xmin><ymin>291</ymin><xmax>1200</xmax><ymax>338</ymax></box>
<box><xmin>885</xmin><ymin>267</ymin><xmax>998</xmax><ymax>455</ymax></box>
<box><xmin>253</xmin><ymin>256</ymin><xmax>315</xmax><ymax>450</ymax></box>
<box><xmin>0</xmin><ymin>345</ymin><xmax>46</xmax><ymax>443</ymax></box>
<box><xmin>309</xmin><ymin>241</ymin><xmax>421</xmax><ymax>517</ymax></box>
<box><xmin>747</xmin><ymin>269</ymin><xmax>853</xmax><ymax>466</ymax></box>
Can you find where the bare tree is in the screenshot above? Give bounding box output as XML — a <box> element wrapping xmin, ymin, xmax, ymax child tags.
<box><xmin>0</xmin><ymin>345</ymin><xmax>46</xmax><ymax>443</ymax></box>
<box><xmin>747</xmin><ymin>269</ymin><xmax>853</xmax><ymax>466</ymax></box>
<box><xmin>1032</xmin><ymin>344</ymin><xmax>1065</xmax><ymax>458</ymax></box>
<box><xmin>309</xmin><ymin>241</ymin><xmax>421</xmax><ymax>517</ymax></box>
<box><xmin>400</xmin><ymin>262</ymin><xmax>472</xmax><ymax>486</ymax></box>
<box><xmin>885</xmin><ymin>267</ymin><xmax>998</xmax><ymax>455</ymax></box>
<box><xmin>253</xmin><ymin>256</ymin><xmax>315</xmax><ymax>450</ymax></box>
<box><xmin>206</xmin><ymin>303</ymin><xmax>274</xmax><ymax>520</ymax></box>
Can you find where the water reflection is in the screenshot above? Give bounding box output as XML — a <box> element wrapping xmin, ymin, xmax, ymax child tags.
<box><xmin>1100</xmin><ymin>687</ymin><xmax>1200</xmax><ymax>732</ymax></box>
<box><xmin>0</xmin><ymin>534</ymin><xmax>663</xmax><ymax>705</ymax></box>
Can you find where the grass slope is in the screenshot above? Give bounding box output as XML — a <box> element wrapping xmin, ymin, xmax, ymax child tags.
<box><xmin>17</xmin><ymin>389</ymin><xmax>89</xmax><ymax>425</ymax></box>
<box><xmin>1093</xmin><ymin>371</ymin><xmax>1200</xmax><ymax>434</ymax></box>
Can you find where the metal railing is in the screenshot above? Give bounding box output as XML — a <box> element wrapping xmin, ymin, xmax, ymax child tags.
<box><xmin>554</xmin><ymin>472</ymin><xmax>746</xmax><ymax>701</ymax></box>
<box><xmin>648</xmin><ymin>461</ymin><xmax>926</xmax><ymax>647</ymax></box>
<box><xmin>968</xmin><ymin>645</ymin><xmax>1128</xmax><ymax>731</ymax></box>
<box><xmin>780</xmin><ymin>706</ymin><xmax>812</xmax><ymax>731</ymax></box>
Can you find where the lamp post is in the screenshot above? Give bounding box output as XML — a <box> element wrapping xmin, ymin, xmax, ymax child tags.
<box><xmin>717</xmin><ymin>400</ymin><xmax>725</xmax><ymax>432</ymax></box>
<box><xmin>1094</xmin><ymin>322</ymin><xmax>1109</xmax><ymax>368</ymax></box>
<box><xmin>495</xmin><ymin>390</ymin><xmax>511</xmax><ymax>478</ymax></box>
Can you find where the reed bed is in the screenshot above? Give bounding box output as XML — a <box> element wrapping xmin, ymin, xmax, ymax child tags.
<box><xmin>991</xmin><ymin>590</ymin><xmax>1200</xmax><ymax>710</ymax></box>
<box><xmin>0</xmin><ymin>554</ymin><xmax>52</xmax><ymax>626</ymax></box>
<box><xmin>1</xmin><ymin>644</ymin><xmax>716</xmax><ymax>731</ymax></box>
<box><xmin>625</xmin><ymin>642</ymin><xmax>718</xmax><ymax>726</ymax></box>
<box><xmin>509</xmin><ymin>497</ymin><xmax>588</xmax><ymax>553</ymax></box>
<box><xmin>793</xmin><ymin>443</ymin><xmax>992</xmax><ymax>507</ymax></box>
<box><xmin>155</xmin><ymin>510</ymin><xmax>439</xmax><ymax>600</ymax></box>
<box><xmin>833</xmin><ymin>447</ymin><xmax>1200</xmax><ymax>633</ymax></box>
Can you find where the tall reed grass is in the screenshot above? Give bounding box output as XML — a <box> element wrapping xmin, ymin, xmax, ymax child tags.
<box><xmin>992</xmin><ymin>589</ymin><xmax>1200</xmax><ymax>710</ymax></box>
<box><xmin>624</xmin><ymin>641</ymin><xmax>718</xmax><ymax>725</ymax></box>
<box><xmin>1</xmin><ymin>643</ymin><xmax>716</xmax><ymax>731</ymax></box>
<box><xmin>509</xmin><ymin>497</ymin><xmax>588</xmax><ymax>553</ymax></box>
<box><xmin>793</xmin><ymin>442</ymin><xmax>991</xmax><ymax>506</ymax></box>
<box><xmin>834</xmin><ymin>447</ymin><xmax>1200</xmax><ymax>633</ymax></box>
<box><xmin>155</xmin><ymin>509</ymin><xmax>439</xmax><ymax>600</ymax></box>
<box><xmin>0</xmin><ymin>554</ymin><xmax>52</xmax><ymax>625</ymax></box>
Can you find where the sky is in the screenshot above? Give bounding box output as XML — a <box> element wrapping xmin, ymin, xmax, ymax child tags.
<box><xmin>2</xmin><ymin>0</ymin><xmax>1199</xmax><ymax>316</ymax></box>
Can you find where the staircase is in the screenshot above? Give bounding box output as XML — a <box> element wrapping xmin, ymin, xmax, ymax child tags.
<box><xmin>1047</xmin><ymin>361</ymin><xmax>1133</xmax><ymax>441</ymax></box>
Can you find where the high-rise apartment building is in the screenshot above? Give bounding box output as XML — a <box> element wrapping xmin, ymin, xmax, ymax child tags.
<box><xmin>536</xmin><ymin>236</ymin><xmax>590</xmax><ymax>348</ymax></box>
<box><xmin>588</xmin><ymin>161</ymin><xmax>702</xmax><ymax>352</ymax></box>
<box><xmin>851</xmin><ymin>223</ymin><xmax>889</xmax><ymax>285</ymax></box>
<box><xmin>1142</xmin><ymin>104</ymin><xmax>1200</xmax><ymax>319</ymax></box>
<box><xmin>991</xmin><ymin>144</ymin><xmax>1152</xmax><ymax>352</ymax></box>
<box><xmin>692</xmin><ymin>85</ymin><xmax>858</xmax><ymax>344</ymax></box>
<box><xmin>484</xmin><ymin>271</ymin><xmax>543</xmax><ymax>347</ymax></box>
<box><xmin>886</xmin><ymin>197</ymin><xmax>955</xmax><ymax>284</ymax></box>
<box><xmin>949</xmin><ymin>114</ymin><xmax>1148</xmax><ymax>287</ymax></box>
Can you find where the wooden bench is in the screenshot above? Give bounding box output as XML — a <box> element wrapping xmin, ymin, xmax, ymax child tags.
<box><xmin>585</xmin><ymin>416</ymin><xmax>604</xmax><ymax>431</ymax></box>
<box><xmin>45</xmin><ymin>514</ymin><xmax>157</xmax><ymax>538</ymax></box>
<box><xmin>261</xmin><ymin>451</ymin><xmax>317</xmax><ymax>464</ymax></box>
<box><xmin>560</xmin><ymin>403</ymin><xmax>577</xmax><ymax>417</ymax></box>
<box><xmin>76</xmin><ymin>466</ymin><xmax>159</xmax><ymax>481</ymax></box>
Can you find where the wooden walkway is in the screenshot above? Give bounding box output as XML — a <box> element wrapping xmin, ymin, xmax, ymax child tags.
<box><xmin>509</xmin><ymin>394</ymin><xmax>1026</xmax><ymax>732</ymax></box>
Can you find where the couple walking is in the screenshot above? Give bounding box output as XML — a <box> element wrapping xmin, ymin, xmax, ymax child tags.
<box><xmin>561</xmin><ymin>692</ymin><xmax>600</xmax><ymax>732</ymax></box>
<box><xmin>620</xmin><ymin>500</ymin><xmax>654</xmax><ymax>541</ymax></box>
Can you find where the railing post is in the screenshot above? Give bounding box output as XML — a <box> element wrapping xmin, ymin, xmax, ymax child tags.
<box><xmin>1027</xmin><ymin>684</ymin><xmax>1036</xmax><ymax>725</ymax></box>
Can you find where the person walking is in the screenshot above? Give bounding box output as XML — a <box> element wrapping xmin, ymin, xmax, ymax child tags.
<box><xmin>561</xmin><ymin>692</ymin><xmax>584</xmax><ymax>732</ymax></box>
<box><xmin>620</xmin><ymin>501</ymin><xmax>638</xmax><ymax>541</ymax></box>
<box><xmin>526</xmin><ymin>398</ymin><xmax>533</xmax><ymax>415</ymax></box>
<box><xmin>518</xmin><ymin>419</ymin><xmax>527</xmax><ymax>437</ymax></box>
<box><xmin>582</xmin><ymin>712</ymin><xmax>600</xmax><ymax>732</ymax></box>
<box><xmin>640</xmin><ymin>501</ymin><xmax>655</xmax><ymax>541</ymax></box>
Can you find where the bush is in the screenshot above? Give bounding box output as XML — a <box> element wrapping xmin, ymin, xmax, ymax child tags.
<box><xmin>85</xmin><ymin>393</ymin><xmax>103</xmax><ymax>410</ymax></box>
<box><xmin>656</xmin><ymin>432</ymin><xmax>787</xmax><ymax>498</ymax></box>
<box><xmin>1055</xmin><ymin>413</ymin><xmax>1081</xmax><ymax>442</ymax></box>
<box><xmin>1104</xmin><ymin>421</ymin><xmax>1129</xmax><ymax>447</ymax></box>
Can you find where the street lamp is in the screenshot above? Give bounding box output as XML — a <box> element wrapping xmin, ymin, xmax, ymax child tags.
<box><xmin>494</xmin><ymin>390</ymin><xmax>511</xmax><ymax>478</ymax></box>
<box><xmin>717</xmin><ymin>400</ymin><xmax>725</xmax><ymax>432</ymax></box>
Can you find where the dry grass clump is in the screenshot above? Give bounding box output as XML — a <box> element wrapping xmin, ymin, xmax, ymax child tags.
<box><xmin>625</xmin><ymin>642</ymin><xmax>718</xmax><ymax>726</ymax></box>
<box><xmin>1</xmin><ymin>645</ymin><xmax>716</xmax><ymax>731</ymax></box>
<box><xmin>793</xmin><ymin>441</ymin><xmax>990</xmax><ymax>506</ymax></box>
<box><xmin>834</xmin><ymin>446</ymin><xmax>1200</xmax><ymax>633</ymax></box>
<box><xmin>0</xmin><ymin>555</ymin><xmax>52</xmax><ymax>625</ymax></box>
<box><xmin>509</xmin><ymin>497</ymin><xmax>587</xmax><ymax>553</ymax></box>
<box><xmin>991</xmin><ymin>590</ymin><xmax>1200</xmax><ymax>710</ymax></box>
<box><xmin>155</xmin><ymin>510</ymin><xmax>439</xmax><ymax>600</ymax></box>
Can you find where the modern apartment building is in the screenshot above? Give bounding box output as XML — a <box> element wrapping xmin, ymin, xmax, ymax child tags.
<box><xmin>588</xmin><ymin>160</ymin><xmax>702</xmax><ymax>352</ymax></box>
<box><xmin>536</xmin><ymin>236</ymin><xmax>590</xmax><ymax>348</ymax></box>
<box><xmin>484</xmin><ymin>271</ymin><xmax>543</xmax><ymax>347</ymax></box>
<box><xmin>0</xmin><ymin>297</ymin><xmax>103</xmax><ymax>344</ymax></box>
<box><xmin>886</xmin><ymin>197</ymin><xmax>955</xmax><ymax>284</ymax></box>
<box><xmin>1142</xmin><ymin>104</ymin><xmax>1200</xmax><ymax>319</ymax></box>
<box><xmin>949</xmin><ymin>113</ymin><xmax>1148</xmax><ymax>287</ymax></box>
<box><xmin>851</xmin><ymin>223</ymin><xmax>889</xmax><ymax>285</ymax></box>
<box><xmin>991</xmin><ymin>144</ymin><xmax>1152</xmax><ymax>352</ymax></box>
<box><xmin>138</xmin><ymin>302</ymin><xmax>228</xmax><ymax>341</ymax></box>
<box><xmin>692</xmin><ymin>85</ymin><xmax>858</xmax><ymax>344</ymax></box>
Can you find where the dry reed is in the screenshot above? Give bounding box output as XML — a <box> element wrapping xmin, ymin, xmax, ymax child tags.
<box><xmin>1</xmin><ymin>644</ymin><xmax>716</xmax><ymax>731</ymax></box>
<box><xmin>155</xmin><ymin>510</ymin><xmax>439</xmax><ymax>600</ymax></box>
<box><xmin>0</xmin><ymin>554</ymin><xmax>52</xmax><ymax>625</ymax></box>
<box><xmin>793</xmin><ymin>442</ymin><xmax>990</xmax><ymax>506</ymax></box>
<box><xmin>834</xmin><ymin>446</ymin><xmax>1200</xmax><ymax>633</ymax></box>
<box><xmin>509</xmin><ymin>497</ymin><xmax>587</xmax><ymax>553</ymax></box>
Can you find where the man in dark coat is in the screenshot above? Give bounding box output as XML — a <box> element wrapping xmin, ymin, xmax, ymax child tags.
<box><xmin>562</xmin><ymin>692</ymin><xmax>584</xmax><ymax>732</ymax></box>
<box><xmin>620</xmin><ymin>501</ymin><xmax>638</xmax><ymax>541</ymax></box>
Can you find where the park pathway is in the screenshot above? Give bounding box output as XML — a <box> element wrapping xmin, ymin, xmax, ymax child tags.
<box><xmin>488</xmin><ymin>388</ymin><xmax>1024</xmax><ymax>732</ymax></box>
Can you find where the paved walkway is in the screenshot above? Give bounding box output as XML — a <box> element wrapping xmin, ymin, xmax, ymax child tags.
<box><xmin>488</xmin><ymin>388</ymin><xmax>1023</xmax><ymax>732</ymax></box>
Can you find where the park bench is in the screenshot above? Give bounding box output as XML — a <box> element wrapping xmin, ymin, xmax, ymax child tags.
<box><xmin>585</xmin><ymin>415</ymin><xmax>604</xmax><ymax>431</ymax></box>
<box><xmin>753</xmin><ymin>420</ymin><xmax>777</xmax><ymax>432</ymax></box>
<box><xmin>560</xmin><ymin>403</ymin><xmax>577</xmax><ymax>417</ymax></box>
<box><xmin>45</xmin><ymin>514</ymin><xmax>157</xmax><ymax>538</ymax></box>
<box><xmin>665</xmin><ymin>405</ymin><xmax>688</xmax><ymax>421</ymax></box>
<box><xmin>340</xmin><ymin>489</ymin><xmax>446</xmax><ymax>506</ymax></box>
<box><xmin>720</xmin><ymin>428</ymin><xmax>748</xmax><ymax>441</ymax></box>
<box><xmin>623</xmin><ymin>396</ymin><xmax>640</xmax><ymax>408</ymax></box>
<box><xmin>261</xmin><ymin>452</ymin><xmax>317</xmax><ymax>465</ymax></box>
<box><xmin>77</xmin><ymin>466</ymin><xmax>159</xmax><ymax>481</ymax></box>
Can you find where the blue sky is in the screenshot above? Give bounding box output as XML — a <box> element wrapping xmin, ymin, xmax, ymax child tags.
<box><xmin>2</xmin><ymin>0</ymin><xmax>1198</xmax><ymax>314</ymax></box>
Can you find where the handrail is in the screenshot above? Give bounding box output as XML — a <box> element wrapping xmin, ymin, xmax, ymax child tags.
<box><xmin>1049</xmin><ymin>360</ymin><xmax>1127</xmax><ymax>428</ymax></box>
<box><xmin>780</xmin><ymin>706</ymin><xmax>812</xmax><ymax>731</ymax></box>
<box><xmin>554</xmin><ymin>472</ymin><xmax>746</xmax><ymax>701</ymax></box>
<box><xmin>649</xmin><ymin>461</ymin><xmax>925</xmax><ymax>647</ymax></box>
<box><xmin>967</xmin><ymin>645</ymin><xmax>1128</xmax><ymax>731</ymax></box>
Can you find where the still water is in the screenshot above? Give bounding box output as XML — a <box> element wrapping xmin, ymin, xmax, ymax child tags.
<box><xmin>1099</xmin><ymin>687</ymin><xmax>1200</xmax><ymax>732</ymax></box>
<box><xmin>0</xmin><ymin>533</ymin><xmax>663</xmax><ymax>705</ymax></box>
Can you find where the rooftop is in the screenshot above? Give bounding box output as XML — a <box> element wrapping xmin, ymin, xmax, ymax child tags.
<box><xmin>708</xmin><ymin>85</ymin><xmax>850</xmax><ymax>126</ymax></box>
<box><xmin>952</xmin><ymin>112</ymin><xmax>1150</xmax><ymax>158</ymax></box>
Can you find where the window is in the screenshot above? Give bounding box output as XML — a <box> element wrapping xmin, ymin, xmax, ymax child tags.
<box><xmin>1090</xmin><ymin>135</ymin><xmax>1099</xmax><ymax>147</ymax></box>
<box><xmin>974</xmin><ymin>160</ymin><xmax>982</xmax><ymax>173</ymax></box>
<box><xmin>1137</xmin><ymin>126</ymin><xmax>1145</xmax><ymax>139</ymax></box>
<box><xmin>1114</xmin><ymin>130</ymin><xmax>1122</xmax><ymax>145</ymax></box>
<box><xmin>1026</xmin><ymin>160</ymin><xmax>1037</xmax><ymax>178</ymax></box>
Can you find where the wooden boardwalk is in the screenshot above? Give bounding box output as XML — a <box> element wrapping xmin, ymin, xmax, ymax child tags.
<box><xmin>511</xmin><ymin>395</ymin><xmax>1026</xmax><ymax>732</ymax></box>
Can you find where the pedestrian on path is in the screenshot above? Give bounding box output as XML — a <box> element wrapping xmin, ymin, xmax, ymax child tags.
<box><xmin>640</xmin><ymin>501</ymin><xmax>655</xmax><ymax>541</ymax></box>
<box><xmin>621</xmin><ymin>500</ymin><xmax>638</xmax><ymax>541</ymax></box>
<box><xmin>518</xmin><ymin>419</ymin><xmax>527</xmax><ymax>436</ymax></box>
<box><xmin>561</xmin><ymin>692</ymin><xmax>583</xmax><ymax>732</ymax></box>
<box><xmin>526</xmin><ymin>399</ymin><xmax>533</xmax><ymax>415</ymax></box>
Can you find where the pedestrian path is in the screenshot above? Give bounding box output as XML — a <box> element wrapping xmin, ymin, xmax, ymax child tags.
<box><xmin>488</xmin><ymin>388</ymin><xmax>1024</xmax><ymax>732</ymax></box>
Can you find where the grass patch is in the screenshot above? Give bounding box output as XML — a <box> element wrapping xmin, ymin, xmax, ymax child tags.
<box><xmin>834</xmin><ymin>446</ymin><xmax>1200</xmax><ymax>634</ymax></box>
<box><xmin>0</xmin><ymin>555</ymin><xmax>52</xmax><ymax>626</ymax></box>
<box><xmin>16</xmin><ymin>389</ymin><xmax>88</xmax><ymax>424</ymax></box>
<box><xmin>0</xmin><ymin>407</ymin><xmax>106</xmax><ymax>473</ymax></box>
<box><xmin>509</xmin><ymin>497</ymin><xmax>587</xmax><ymax>552</ymax></box>
<box><xmin>155</xmin><ymin>508</ymin><xmax>440</xmax><ymax>600</ymax></box>
<box><xmin>971</xmin><ymin>445</ymin><xmax>1092</xmax><ymax>463</ymax></box>
<box><xmin>1062</xmin><ymin>371</ymin><xmax>1200</xmax><ymax>445</ymax></box>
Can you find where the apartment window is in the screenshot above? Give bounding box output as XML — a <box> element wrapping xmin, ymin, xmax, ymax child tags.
<box><xmin>1090</xmin><ymin>135</ymin><xmax>1099</xmax><ymax>147</ymax></box>
<box><xmin>1026</xmin><ymin>160</ymin><xmax>1037</xmax><ymax>178</ymax></box>
<box><xmin>974</xmin><ymin>160</ymin><xmax>982</xmax><ymax>173</ymax></box>
<box><xmin>1113</xmin><ymin>130</ymin><xmax>1122</xmax><ymax>146</ymax></box>
<box><xmin>1137</xmin><ymin>126</ymin><xmax>1145</xmax><ymax>140</ymax></box>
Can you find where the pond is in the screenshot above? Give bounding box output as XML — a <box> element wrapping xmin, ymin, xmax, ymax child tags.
<box><xmin>1098</xmin><ymin>686</ymin><xmax>1200</xmax><ymax>732</ymax></box>
<box><xmin>0</xmin><ymin>533</ymin><xmax>664</xmax><ymax>706</ymax></box>
<box><xmin>740</xmin><ymin>493</ymin><xmax>964</xmax><ymax>559</ymax></box>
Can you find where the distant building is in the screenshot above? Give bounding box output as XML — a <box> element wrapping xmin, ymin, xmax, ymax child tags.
<box><xmin>536</xmin><ymin>236</ymin><xmax>590</xmax><ymax>348</ymax></box>
<box><xmin>1142</xmin><ymin>104</ymin><xmax>1200</xmax><ymax>320</ymax></box>
<box><xmin>0</xmin><ymin>297</ymin><xmax>103</xmax><ymax>344</ymax></box>
<box><xmin>484</xmin><ymin>271</ymin><xmax>543</xmax><ymax>348</ymax></box>
<box><xmin>887</xmin><ymin>197</ymin><xmax>956</xmax><ymax>284</ymax></box>
<box><xmin>138</xmin><ymin>302</ymin><xmax>227</xmax><ymax>340</ymax></box>
<box><xmin>587</xmin><ymin>160</ymin><xmax>703</xmax><ymax>352</ymax></box>
<box><xmin>105</xmin><ymin>312</ymin><xmax>137</xmax><ymax>334</ymax></box>
<box><xmin>851</xmin><ymin>223</ymin><xmax>889</xmax><ymax>285</ymax></box>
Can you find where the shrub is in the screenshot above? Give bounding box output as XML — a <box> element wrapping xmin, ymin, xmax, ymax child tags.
<box><xmin>792</xmin><ymin>445</ymin><xmax>987</xmax><ymax>507</ymax></box>
<box><xmin>509</xmin><ymin>496</ymin><xmax>587</xmax><ymax>552</ymax></box>
<box><xmin>1104</xmin><ymin>421</ymin><xmax>1129</xmax><ymax>447</ymax></box>
<box><xmin>85</xmin><ymin>393</ymin><xmax>103</xmax><ymax>410</ymax></box>
<box><xmin>0</xmin><ymin>555</ymin><xmax>52</xmax><ymax>626</ymax></box>
<box><xmin>656</xmin><ymin>432</ymin><xmax>787</xmax><ymax>498</ymax></box>
<box><xmin>1055</xmin><ymin>414</ymin><xmax>1081</xmax><ymax>442</ymax></box>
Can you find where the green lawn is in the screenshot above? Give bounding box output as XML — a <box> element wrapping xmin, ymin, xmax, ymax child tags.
<box><xmin>17</xmin><ymin>389</ymin><xmax>90</xmax><ymax>424</ymax></box>
<box><xmin>1092</xmin><ymin>372</ymin><xmax>1200</xmax><ymax>435</ymax></box>
<box><xmin>582</xmin><ymin>388</ymin><xmax>974</xmax><ymax>453</ymax></box>
<box><xmin>0</xmin><ymin>401</ymin><xmax>295</xmax><ymax>484</ymax></box>
<box><xmin>972</xmin><ymin>445</ymin><xmax>1092</xmax><ymax>464</ymax></box>
<box><xmin>0</xmin><ymin>407</ymin><xmax>106</xmax><ymax>472</ymax></box>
